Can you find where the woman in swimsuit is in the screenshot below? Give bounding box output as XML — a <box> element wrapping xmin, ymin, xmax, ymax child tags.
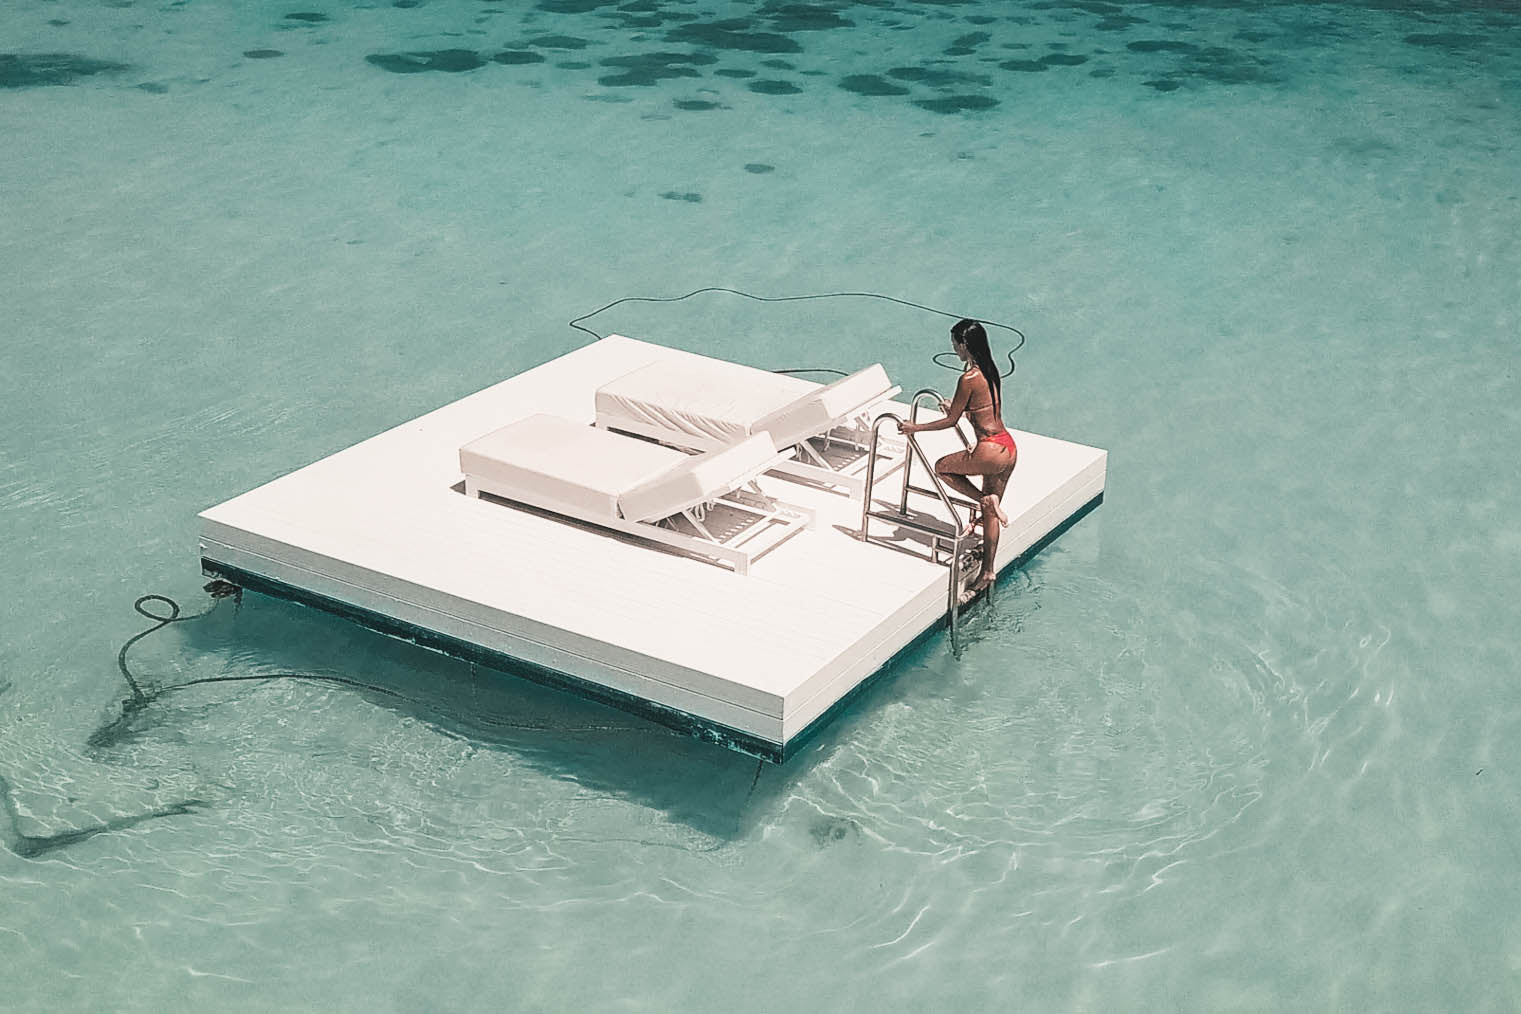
<box><xmin>898</xmin><ymin>318</ymin><xmax>1017</xmax><ymax>599</ymax></box>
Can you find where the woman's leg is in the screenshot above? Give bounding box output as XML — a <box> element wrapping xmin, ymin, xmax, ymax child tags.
<box><xmin>980</xmin><ymin>454</ymin><xmax>1016</xmax><ymax>528</ymax></box>
<box><xmin>967</xmin><ymin>462</ymin><xmax>1017</xmax><ymax>592</ymax></box>
<box><xmin>935</xmin><ymin>445</ymin><xmax>1014</xmax><ymax>506</ymax></box>
<box><xmin>930</xmin><ymin>449</ymin><xmax>1016</xmax><ymax>595</ymax></box>
<box><xmin>935</xmin><ymin>447</ymin><xmax>1016</xmax><ymax>588</ymax></box>
<box><xmin>932</xmin><ymin>450</ymin><xmax>987</xmax><ymax>506</ymax></box>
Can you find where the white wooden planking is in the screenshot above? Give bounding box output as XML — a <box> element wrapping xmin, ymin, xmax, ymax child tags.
<box><xmin>198</xmin><ymin>335</ymin><xmax>1106</xmax><ymax>759</ymax></box>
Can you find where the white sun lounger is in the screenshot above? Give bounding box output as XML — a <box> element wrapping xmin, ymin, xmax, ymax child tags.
<box><xmin>593</xmin><ymin>355</ymin><xmax>904</xmax><ymax>498</ymax></box>
<box><xmin>459</xmin><ymin>414</ymin><xmax>815</xmax><ymax>574</ymax></box>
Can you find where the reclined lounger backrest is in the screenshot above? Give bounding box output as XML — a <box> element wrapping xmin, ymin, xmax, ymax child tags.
<box><xmin>750</xmin><ymin>363</ymin><xmax>894</xmax><ymax>450</ymax></box>
<box><xmin>594</xmin><ymin>357</ymin><xmax>811</xmax><ymax>445</ymax></box>
<box><xmin>461</xmin><ymin>415</ymin><xmax>780</xmax><ymax>526</ymax></box>
<box><xmin>618</xmin><ymin>432</ymin><xmax>778</xmax><ymax>523</ymax></box>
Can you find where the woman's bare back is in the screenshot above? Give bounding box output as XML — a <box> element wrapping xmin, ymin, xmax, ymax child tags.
<box><xmin>959</xmin><ymin>367</ymin><xmax>1005</xmax><ymax>440</ymax></box>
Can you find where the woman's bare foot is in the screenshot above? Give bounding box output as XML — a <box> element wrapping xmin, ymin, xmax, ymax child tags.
<box><xmin>960</xmin><ymin>571</ymin><xmax>995</xmax><ymax>604</ymax></box>
<box><xmin>982</xmin><ymin>493</ymin><xmax>1009</xmax><ymax>527</ymax></box>
<box><xmin>955</xmin><ymin>501</ymin><xmax>982</xmax><ymax>539</ymax></box>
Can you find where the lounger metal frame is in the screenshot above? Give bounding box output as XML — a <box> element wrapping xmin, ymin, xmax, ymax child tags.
<box><xmin>462</xmin><ymin>476</ymin><xmax>816</xmax><ymax>576</ymax></box>
<box><xmin>777</xmin><ymin>414</ymin><xmax>909</xmax><ymax>498</ymax></box>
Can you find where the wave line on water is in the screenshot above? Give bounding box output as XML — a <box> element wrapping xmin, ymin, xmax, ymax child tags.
<box><xmin>1088</xmin><ymin>945</ymin><xmax>1175</xmax><ymax>970</ymax></box>
<box><xmin>870</xmin><ymin>902</ymin><xmax>931</xmax><ymax>950</ymax></box>
<box><xmin>183</xmin><ymin>965</ymin><xmax>256</xmax><ymax>984</ymax></box>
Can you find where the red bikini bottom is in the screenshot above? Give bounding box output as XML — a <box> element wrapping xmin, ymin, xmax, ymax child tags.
<box><xmin>979</xmin><ymin>431</ymin><xmax>1016</xmax><ymax>454</ymax></box>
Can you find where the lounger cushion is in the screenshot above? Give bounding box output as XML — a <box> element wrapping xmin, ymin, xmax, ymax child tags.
<box><xmin>750</xmin><ymin>363</ymin><xmax>894</xmax><ymax>449</ymax></box>
<box><xmin>618</xmin><ymin>433</ymin><xmax>779</xmax><ymax>524</ymax></box>
<box><xmin>595</xmin><ymin>358</ymin><xmax>812</xmax><ymax>445</ymax></box>
<box><xmin>460</xmin><ymin>414</ymin><xmax>681</xmax><ymax>519</ymax></box>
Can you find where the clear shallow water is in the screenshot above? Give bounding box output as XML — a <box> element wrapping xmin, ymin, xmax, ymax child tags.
<box><xmin>3</xmin><ymin>0</ymin><xmax>1519</xmax><ymax>1009</ymax></box>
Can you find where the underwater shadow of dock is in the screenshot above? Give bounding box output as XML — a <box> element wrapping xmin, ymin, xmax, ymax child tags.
<box><xmin>93</xmin><ymin>593</ymin><xmax>941</xmax><ymax>845</ymax></box>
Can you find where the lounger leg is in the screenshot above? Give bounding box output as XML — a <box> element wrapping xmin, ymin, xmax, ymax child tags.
<box><xmin>797</xmin><ymin>438</ymin><xmax>831</xmax><ymax>468</ymax></box>
<box><xmin>681</xmin><ymin>508</ymin><xmax>718</xmax><ymax>543</ymax></box>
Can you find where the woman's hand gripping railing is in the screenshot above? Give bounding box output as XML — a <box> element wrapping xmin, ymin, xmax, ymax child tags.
<box><xmin>908</xmin><ymin>389</ymin><xmax>974</xmax><ymax>448</ymax></box>
<box><xmin>859</xmin><ymin>410</ymin><xmax>967</xmax><ymax>656</ymax></box>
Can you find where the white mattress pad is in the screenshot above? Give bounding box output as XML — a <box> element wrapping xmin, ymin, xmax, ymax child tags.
<box><xmin>460</xmin><ymin>415</ymin><xmax>781</xmax><ymax>524</ymax></box>
<box><xmin>595</xmin><ymin>358</ymin><xmax>813</xmax><ymax>444</ymax></box>
<box><xmin>460</xmin><ymin>414</ymin><xmax>680</xmax><ymax>519</ymax></box>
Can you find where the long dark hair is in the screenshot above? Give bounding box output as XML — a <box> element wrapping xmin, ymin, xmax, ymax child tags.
<box><xmin>952</xmin><ymin>319</ymin><xmax>1000</xmax><ymax>412</ymax></box>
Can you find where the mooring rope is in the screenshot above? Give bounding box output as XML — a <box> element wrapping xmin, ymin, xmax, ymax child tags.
<box><xmin>97</xmin><ymin>586</ymin><xmax>677</xmax><ymax>747</ymax></box>
<box><xmin>567</xmin><ymin>285</ymin><xmax>1025</xmax><ymax>377</ymax></box>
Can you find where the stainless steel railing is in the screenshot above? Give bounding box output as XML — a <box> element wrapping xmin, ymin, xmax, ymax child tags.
<box><xmin>858</xmin><ymin>389</ymin><xmax>981</xmax><ymax>656</ymax></box>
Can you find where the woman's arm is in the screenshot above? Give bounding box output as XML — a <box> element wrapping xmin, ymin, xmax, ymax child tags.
<box><xmin>900</xmin><ymin>373</ymin><xmax>972</xmax><ymax>435</ymax></box>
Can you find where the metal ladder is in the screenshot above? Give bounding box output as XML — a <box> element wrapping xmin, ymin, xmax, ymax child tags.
<box><xmin>858</xmin><ymin>388</ymin><xmax>985</xmax><ymax>655</ymax></box>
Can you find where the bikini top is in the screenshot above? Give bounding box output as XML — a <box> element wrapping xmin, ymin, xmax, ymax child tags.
<box><xmin>960</xmin><ymin>367</ymin><xmax>1005</xmax><ymax>440</ymax></box>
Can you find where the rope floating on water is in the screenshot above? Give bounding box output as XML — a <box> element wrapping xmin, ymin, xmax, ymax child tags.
<box><xmin>567</xmin><ymin>285</ymin><xmax>1026</xmax><ymax>376</ymax></box>
<box><xmin>98</xmin><ymin>586</ymin><xmax>675</xmax><ymax>747</ymax></box>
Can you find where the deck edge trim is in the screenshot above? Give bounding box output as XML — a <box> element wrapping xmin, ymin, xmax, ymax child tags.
<box><xmin>778</xmin><ymin>490</ymin><xmax>1104</xmax><ymax>761</ymax></box>
<box><xmin>198</xmin><ymin>557</ymin><xmax>786</xmax><ymax>763</ymax></box>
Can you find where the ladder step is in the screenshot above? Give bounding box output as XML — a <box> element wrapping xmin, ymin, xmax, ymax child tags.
<box><xmin>865</xmin><ymin>510</ymin><xmax>961</xmax><ymax>539</ymax></box>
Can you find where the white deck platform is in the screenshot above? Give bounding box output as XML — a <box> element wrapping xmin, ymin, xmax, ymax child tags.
<box><xmin>198</xmin><ymin>336</ymin><xmax>1106</xmax><ymax>761</ymax></box>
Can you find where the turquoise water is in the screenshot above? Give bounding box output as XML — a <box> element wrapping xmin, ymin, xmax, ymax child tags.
<box><xmin>3</xmin><ymin>0</ymin><xmax>1520</xmax><ymax>1008</ymax></box>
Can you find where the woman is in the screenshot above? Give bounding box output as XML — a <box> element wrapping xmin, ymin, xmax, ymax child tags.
<box><xmin>898</xmin><ymin>318</ymin><xmax>1017</xmax><ymax>599</ymax></box>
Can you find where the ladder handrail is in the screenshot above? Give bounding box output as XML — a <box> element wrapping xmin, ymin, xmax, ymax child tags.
<box><xmin>908</xmin><ymin>388</ymin><xmax>974</xmax><ymax>447</ymax></box>
<box><xmin>860</xmin><ymin>410</ymin><xmax>969</xmax><ymax>655</ymax></box>
<box><xmin>901</xmin><ymin>388</ymin><xmax>973</xmax><ymax>514</ymax></box>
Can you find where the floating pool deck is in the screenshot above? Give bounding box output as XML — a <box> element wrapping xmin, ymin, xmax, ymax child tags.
<box><xmin>198</xmin><ymin>336</ymin><xmax>1106</xmax><ymax>761</ymax></box>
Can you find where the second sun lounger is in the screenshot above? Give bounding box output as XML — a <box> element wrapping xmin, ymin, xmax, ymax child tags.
<box><xmin>459</xmin><ymin>414</ymin><xmax>815</xmax><ymax>575</ymax></box>
<box><xmin>593</xmin><ymin>348</ymin><xmax>904</xmax><ymax>498</ymax></box>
